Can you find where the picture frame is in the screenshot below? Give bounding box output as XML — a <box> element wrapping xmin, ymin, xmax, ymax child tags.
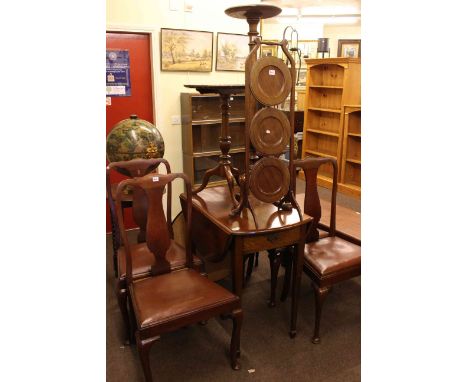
<box><xmin>260</xmin><ymin>45</ymin><xmax>278</xmax><ymax>58</ymax></box>
<box><xmin>297</xmin><ymin>69</ymin><xmax>307</xmax><ymax>86</ymax></box>
<box><xmin>160</xmin><ymin>28</ymin><xmax>213</xmax><ymax>72</ymax></box>
<box><xmin>215</xmin><ymin>32</ymin><xmax>249</xmax><ymax>71</ymax></box>
<box><xmin>337</xmin><ymin>39</ymin><xmax>361</xmax><ymax>58</ymax></box>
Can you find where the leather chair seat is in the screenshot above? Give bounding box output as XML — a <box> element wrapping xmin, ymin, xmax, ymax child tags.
<box><xmin>118</xmin><ymin>241</ymin><xmax>203</xmax><ymax>280</ymax></box>
<box><xmin>131</xmin><ymin>269</ymin><xmax>239</xmax><ymax>329</ymax></box>
<box><xmin>304</xmin><ymin>236</ymin><xmax>361</xmax><ymax>276</ymax></box>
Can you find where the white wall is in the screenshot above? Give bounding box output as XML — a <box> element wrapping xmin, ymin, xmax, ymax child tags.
<box><xmin>107</xmin><ymin>0</ymin><xmax>259</xmax><ymax>212</ymax></box>
<box><xmin>323</xmin><ymin>23</ymin><xmax>361</xmax><ymax>57</ymax></box>
<box><xmin>261</xmin><ymin>18</ymin><xmax>324</xmax><ymax>41</ymax></box>
<box><xmin>261</xmin><ymin>18</ymin><xmax>361</xmax><ymax>57</ymax></box>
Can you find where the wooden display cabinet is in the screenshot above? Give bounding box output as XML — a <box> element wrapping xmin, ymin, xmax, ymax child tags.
<box><xmin>181</xmin><ymin>93</ymin><xmax>246</xmax><ymax>187</ymax></box>
<box><xmin>301</xmin><ymin>58</ymin><xmax>361</xmax><ymax>197</ymax></box>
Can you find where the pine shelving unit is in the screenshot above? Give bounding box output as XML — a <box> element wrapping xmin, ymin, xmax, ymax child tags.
<box><xmin>340</xmin><ymin>105</ymin><xmax>361</xmax><ymax>196</ymax></box>
<box><xmin>301</xmin><ymin>57</ymin><xmax>361</xmax><ymax>197</ymax></box>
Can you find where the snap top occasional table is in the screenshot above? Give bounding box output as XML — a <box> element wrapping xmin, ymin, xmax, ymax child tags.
<box><xmin>180</xmin><ymin>185</ymin><xmax>312</xmax><ymax>338</ymax></box>
<box><xmin>183</xmin><ymin>84</ymin><xmax>245</xmax><ymax>209</ymax></box>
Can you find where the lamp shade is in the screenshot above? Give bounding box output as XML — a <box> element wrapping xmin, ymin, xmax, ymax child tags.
<box><xmin>317</xmin><ymin>38</ymin><xmax>329</xmax><ymax>53</ymax></box>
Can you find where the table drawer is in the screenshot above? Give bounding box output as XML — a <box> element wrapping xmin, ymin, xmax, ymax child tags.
<box><xmin>243</xmin><ymin>227</ymin><xmax>302</xmax><ymax>253</ymax></box>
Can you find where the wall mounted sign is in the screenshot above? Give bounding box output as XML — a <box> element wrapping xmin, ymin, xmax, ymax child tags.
<box><xmin>106</xmin><ymin>49</ymin><xmax>131</xmax><ymax>96</ymax></box>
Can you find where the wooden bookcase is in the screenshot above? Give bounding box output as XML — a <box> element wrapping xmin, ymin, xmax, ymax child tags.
<box><xmin>301</xmin><ymin>57</ymin><xmax>361</xmax><ymax>197</ymax></box>
<box><xmin>340</xmin><ymin>105</ymin><xmax>361</xmax><ymax>196</ymax></box>
<box><xmin>181</xmin><ymin>93</ymin><xmax>246</xmax><ymax>187</ymax></box>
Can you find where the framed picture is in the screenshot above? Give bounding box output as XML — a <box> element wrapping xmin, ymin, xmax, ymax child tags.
<box><xmin>260</xmin><ymin>45</ymin><xmax>278</xmax><ymax>58</ymax></box>
<box><xmin>297</xmin><ymin>69</ymin><xmax>307</xmax><ymax>86</ymax></box>
<box><xmin>160</xmin><ymin>28</ymin><xmax>213</xmax><ymax>72</ymax></box>
<box><xmin>216</xmin><ymin>32</ymin><xmax>249</xmax><ymax>71</ymax></box>
<box><xmin>337</xmin><ymin>39</ymin><xmax>361</xmax><ymax>58</ymax></box>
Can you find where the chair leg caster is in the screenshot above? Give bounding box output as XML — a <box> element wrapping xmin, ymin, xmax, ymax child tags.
<box><xmin>312</xmin><ymin>336</ymin><xmax>321</xmax><ymax>344</ymax></box>
<box><xmin>231</xmin><ymin>360</ymin><xmax>241</xmax><ymax>370</ymax></box>
<box><xmin>289</xmin><ymin>330</ymin><xmax>297</xmax><ymax>339</ymax></box>
<box><xmin>268</xmin><ymin>300</ymin><xmax>276</xmax><ymax>308</ymax></box>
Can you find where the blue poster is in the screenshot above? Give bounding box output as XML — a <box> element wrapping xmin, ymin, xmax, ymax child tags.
<box><xmin>106</xmin><ymin>50</ymin><xmax>131</xmax><ymax>97</ymax></box>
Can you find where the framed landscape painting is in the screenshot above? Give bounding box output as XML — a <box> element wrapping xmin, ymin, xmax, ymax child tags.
<box><xmin>160</xmin><ymin>28</ymin><xmax>213</xmax><ymax>72</ymax></box>
<box><xmin>215</xmin><ymin>32</ymin><xmax>249</xmax><ymax>71</ymax></box>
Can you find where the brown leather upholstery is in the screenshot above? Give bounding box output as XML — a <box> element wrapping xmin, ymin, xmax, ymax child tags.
<box><xmin>268</xmin><ymin>157</ymin><xmax>360</xmax><ymax>343</ymax></box>
<box><xmin>115</xmin><ymin>169</ymin><xmax>243</xmax><ymax>379</ymax></box>
<box><xmin>304</xmin><ymin>237</ymin><xmax>361</xmax><ymax>276</ymax></box>
<box><xmin>131</xmin><ymin>269</ymin><xmax>239</xmax><ymax>329</ymax></box>
<box><xmin>117</xmin><ymin>241</ymin><xmax>203</xmax><ymax>280</ymax></box>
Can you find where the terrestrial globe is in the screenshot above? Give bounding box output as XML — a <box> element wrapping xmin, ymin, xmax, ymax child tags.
<box><xmin>106</xmin><ymin>114</ymin><xmax>164</xmax><ymax>162</ymax></box>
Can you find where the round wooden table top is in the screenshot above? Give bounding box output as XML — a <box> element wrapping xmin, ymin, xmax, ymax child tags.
<box><xmin>250</xmin><ymin>107</ymin><xmax>290</xmax><ymax>155</ymax></box>
<box><xmin>250</xmin><ymin>56</ymin><xmax>292</xmax><ymax>106</ymax></box>
<box><xmin>249</xmin><ymin>157</ymin><xmax>290</xmax><ymax>203</ymax></box>
<box><xmin>224</xmin><ymin>4</ymin><xmax>282</xmax><ymax>20</ymax></box>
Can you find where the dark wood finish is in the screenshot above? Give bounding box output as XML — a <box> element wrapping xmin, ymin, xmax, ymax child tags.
<box><xmin>225</xmin><ymin>4</ymin><xmax>300</xmax><ymax>218</ymax></box>
<box><xmin>224</xmin><ymin>4</ymin><xmax>282</xmax><ymax>20</ymax></box>
<box><xmin>250</xmin><ymin>107</ymin><xmax>290</xmax><ymax>155</ymax></box>
<box><xmin>180</xmin><ymin>186</ymin><xmax>312</xmax><ymax>338</ymax></box>
<box><xmin>180</xmin><ymin>92</ymin><xmax>246</xmax><ymax>189</ymax></box>
<box><xmin>231</xmin><ymin>38</ymin><xmax>300</xmax><ymax>216</ymax></box>
<box><xmin>106</xmin><ymin>158</ymin><xmax>164</xmax><ymax>276</ymax></box>
<box><xmin>184</xmin><ymin>84</ymin><xmax>245</xmax><ymax>95</ymax></box>
<box><xmin>108</xmin><ymin>159</ymin><xmax>204</xmax><ymax>344</ymax></box>
<box><xmin>249</xmin><ymin>157</ymin><xmax>290</xmax><ymax>204</ymax></box>
<box><xmin>269</xmin><ymin>157</ymin><xmax>361</xmax><ymax>343</ymax></box>
<box><xmin>184</xmin><ymin>85</ymin><xmax>245</xmax><ymax>208</ymax></box>
<box><xmin>116</xmin><ymin>172</ymin><xmax>243</xmax><ymax>381</ymax></box>
<box><xmin>250</xmin><ymin>56</ymin><xmax>292</xmax><ymax>106</ymax></box>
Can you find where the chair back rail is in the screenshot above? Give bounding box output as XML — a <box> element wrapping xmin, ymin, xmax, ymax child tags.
<box><xmin>294</xmin><ymin>157</ymin><xmax>337</xmax><ymax>241</ymax></box>
<box><xmin>115</xmin><ymin>172</ymin><xmax>193</xmax><ymax>285</ymax></box>
<box><xmin>106</xmin><ymin>158</ymin><xmax>173</xmax><ymax>242</ymax></box>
